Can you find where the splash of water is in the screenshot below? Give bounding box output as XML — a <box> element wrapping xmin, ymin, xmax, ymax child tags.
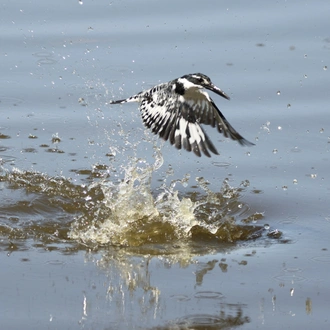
<box><xmin>69</xmin><ymin>151</ymin><xmax>198</xmax><ymax>246</ymax></box>
<box><xmin>0</xmin><ymin>150</ymin><xmax>271</xmax><ymax>250</ymax></box>
<box><xmin>68</xmin><ymin>150</ymin><xmax>264</xmax><ymax>247</ymax></box>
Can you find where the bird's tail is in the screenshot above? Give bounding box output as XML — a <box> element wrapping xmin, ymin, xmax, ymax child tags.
<box><xmin>109</xmin><ymin>94</ymin><xmax>141</xmax><ymax>104</ymax></box>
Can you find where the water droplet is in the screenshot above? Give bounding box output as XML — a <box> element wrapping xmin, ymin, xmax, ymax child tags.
<box><xmin>323</xmin><ymin>66</ymin><xmax>327</xmax><ymax>71</ymax></box>
<box><xmin>304</xmin><ymin>74</ymin><xmax>308</xmax><ymax>79</ymax></box>
<box><xmin>240</xmin><ymin>180</ymin><xmax>250</xmax><ymax>187</ymax></box>
<box><xmin>264</xmin><ymin>224</ymin><xmax>270</xmax><ymax>230</ymax></box>
<box><xmin>282</xmin><ymin>186</ymin><xmax>288</xmax><ymax>191</ymax></box>
<box><xmin>310</xmin><ymin>174</ymin><xmax>317</xmax><ymax>179</ymax></box>
<box><xmin>246</xmin><ymin>151</ymin><xmax>251</xmax><ymax>156</ymax></box>
<box><xmin>276</xmin><ymin>91</ymin><xmax>281</xmax><ymax>95</ymax></box>
<box><xmin>278</xmin><ymin>126</ymin><xmax>282</xmax><ymax>130</ymax></box>
<box><xmin>320</xmin><ymin>128</ymin><xmax>324</xmax><ymax>133</ymax></box>
<box><xmin>287</xmin><ymin>104</ymin><xmax>291</xmax><ymax>109</ymax></box>
<box><xmin>304</xmin><ymin>54</ymin><xmax>308</xmax><ymax>58</ymax></box>
<box><xmin>293</xmin><ymin>179</ymin><xmax>298</xmax><ymax>184</ymax></box>
<box><xmin>291</xmin><ymin>146</ymin><xmax>300</xmax><ymax>153</ymax></box>
<box><xmin>261</xmin><ymin>121</ymin><xmax>271</xmax><ymax>133</ymax></box>
<box><xmin>272</xmin><ymin>149</ymin><xmax>278</xmax><ymax>154</ymax></box>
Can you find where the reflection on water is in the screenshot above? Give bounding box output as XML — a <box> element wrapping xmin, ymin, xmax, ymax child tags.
<box><xmin>87</xmin><ymin>247</ymin><xmax>252</xmax><ymax>329</ymax></box>
<box><xmin>0</xmin><ymin>161</ymin><xmax>284</xmax><ymax>327</ymax></box>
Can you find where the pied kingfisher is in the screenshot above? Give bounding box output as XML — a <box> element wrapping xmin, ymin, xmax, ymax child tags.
<box><xmin>109</xmin><ymin>73</ymin><xmax>254</xmax><ymax>157</ymax></box>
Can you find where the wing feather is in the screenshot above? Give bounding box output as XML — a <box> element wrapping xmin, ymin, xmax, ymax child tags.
<box><xmin>185</xmin><ymin>91</ymin><xmax>254</xmax><ymax>147</ymax></box>
<box><xmin>140</xmin><ymin>96</ymin><xmax>219</xmax><ymax>157</ymax></box>
<box><xmin>119</xmin><ymin>81</ymin><xmax>253</xmax><ymax>157</ymax></box>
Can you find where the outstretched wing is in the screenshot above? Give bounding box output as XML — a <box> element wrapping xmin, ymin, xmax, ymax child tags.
<box><xmin>139</xmin><ymin>95</ymin><xmax>219</xmax><ymax>157</ymax></box>
<box><xmin>111</xmin><ymin>83</ymin><xmax>253</xmax><ymax>157</ymax></box>
<box><xmin>186</xmin><ymin>92</ymin><xmax>254</xmax><ymax>146</ymax></box>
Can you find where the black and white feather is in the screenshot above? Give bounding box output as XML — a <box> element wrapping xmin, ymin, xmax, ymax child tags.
<box><xmin>109</xmin><ymin>73</ymin><xmax>254</xmax><ymax>157</ymax></box>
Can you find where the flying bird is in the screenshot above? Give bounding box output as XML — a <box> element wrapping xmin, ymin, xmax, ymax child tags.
<box><xmin>109</xmin><ymin>73</ymin><xmax>254</xmax><ymax>157</ymax></box>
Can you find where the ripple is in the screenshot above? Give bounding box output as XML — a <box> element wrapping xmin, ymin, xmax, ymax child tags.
<box><xmin>311</xmin><ymin>255</ymin><xmax>330</xmax><ymax>263</ymax></box>
<box><xmin>194</xmin><ymin>291</ymin><xmax>224</xmax><ymax>299</ymax></box>
<box><xmin>170</xmin><ymin>294</ymin><xmax>191</xmax><ymax>302</ymax></box>
<box><xmin>211</xmin><ymin>161</ymin><xmax>231</xmax><ymax>168</ymax></box>
<box><xmin>45</xmin><ymin>260</ymin><xmax>66</xmax><ymax>266</ymax></box>
<box><xmin>278</xmin><ymin>215</ymin><xmax>298</xmax><ymax>224</ymax></box>
<box><xmin>0</xmin><ymin>96</ymin><xmax>24</xmax><ymax>106</ymax></box>
<box><xmin>0</xmin><ymin>155</ymin><xmax>16</xmax><ymax>164</ymax></box>
<box><xmin>283</xmin><ymin>267</ymin><xmax>303</xmax><ymax>273</ymax></box>
<box><xmin>273</xmin><ymin>274</ymin><xmax>306</xmax><ymax>283</ymax></box>
<box><xmin>33</xmin><ymin>51</ymin><xmax>54</xmax><ymax>58</ymax></box>
<box><xmin>176</xmin><ymin>314</ymin><xmax>227</xmax><ymax>327</ymax></box>
<box><xmin>33</xmin><ymin>51</ymin><xmax>58</xmax><ymax>65</ymax></box>
<box><xmin>37</xmin><ymin>58</ymin><xmax>57</xmax><ymax>65</ymax></box>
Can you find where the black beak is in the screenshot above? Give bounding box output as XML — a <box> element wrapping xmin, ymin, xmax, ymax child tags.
<box><xmin>206</xmin><ymin>84</ymin><xmax>230</xmax><ymax>100</ymax></box>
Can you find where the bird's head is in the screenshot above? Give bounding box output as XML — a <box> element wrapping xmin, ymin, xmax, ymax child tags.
<box><xmin>181</xmin><ymin>73</ymin><xmax>230</xmax><ymax>100</ymax></box>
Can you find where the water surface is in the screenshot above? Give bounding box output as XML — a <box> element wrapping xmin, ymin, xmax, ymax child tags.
<box><xmin>1</xmin><ymin>0</ymin><xmax>330</xmax><ymax>329</ymax></box>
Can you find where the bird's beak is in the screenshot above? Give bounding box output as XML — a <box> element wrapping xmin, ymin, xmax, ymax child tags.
<box><xmin>207</xmin><ymin>84</ymin><xmax>230</xmax><ymax>100</ymax></box>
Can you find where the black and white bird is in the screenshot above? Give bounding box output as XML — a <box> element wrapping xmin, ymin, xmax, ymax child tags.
<box><xmin>109</xmin><ymin>73</ymin><xmax>254</xmax><ymax>157</ymax></box>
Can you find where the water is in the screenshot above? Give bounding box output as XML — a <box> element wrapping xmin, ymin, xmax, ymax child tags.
<box><xmin>1</xmin><ymin>0</ymin><xmax>330</xmax><ymax>329</ymax></box>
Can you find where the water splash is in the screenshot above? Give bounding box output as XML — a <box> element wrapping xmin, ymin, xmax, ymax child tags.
<box><xmin>68</xmin><ymin>152</ymin><xmax>199</xmax><ymax>246</ymax></box>
<box><xmin>68</xmin><ymin>151</ymin><xmax>267</xmax><ymax>247</ymax></box>
<box><xmin>0</xmin><ymin>151</ymin><xmax>274</xmax><ymax>251</ymax></box>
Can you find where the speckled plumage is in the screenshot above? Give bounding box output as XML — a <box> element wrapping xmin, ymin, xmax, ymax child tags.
<box><xmin>109</xmin><ymin>73</ymin><xmax>254</xmax><ymax>157</ymax></box>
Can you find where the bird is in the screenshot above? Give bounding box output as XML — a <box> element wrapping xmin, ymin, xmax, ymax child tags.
<box><xmin>109</xmin><ymin>73</ymin><xmax>254</xmax><ymax>157</ymax></box>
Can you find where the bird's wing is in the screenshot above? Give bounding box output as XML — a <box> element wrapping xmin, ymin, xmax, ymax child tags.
<box><xmin>186</xmin><ymin>93</ymin><xmax>254</xmax><ymax>146</ymax></box>
<box><xmin>139</xmin><ymin>96</ymin><xmax>219</xmax><ymax>157</ymax></box>
<box><xmin>210</xmin><ymin>100</ymin><xmax>255</xmax><ymax>146</ymax></box>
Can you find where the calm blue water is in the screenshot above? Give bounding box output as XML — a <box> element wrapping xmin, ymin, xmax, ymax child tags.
<box><xmin>1</xmin><ymin>0</ymin><xmax>330</xmax><ymax>329</ymax></box>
